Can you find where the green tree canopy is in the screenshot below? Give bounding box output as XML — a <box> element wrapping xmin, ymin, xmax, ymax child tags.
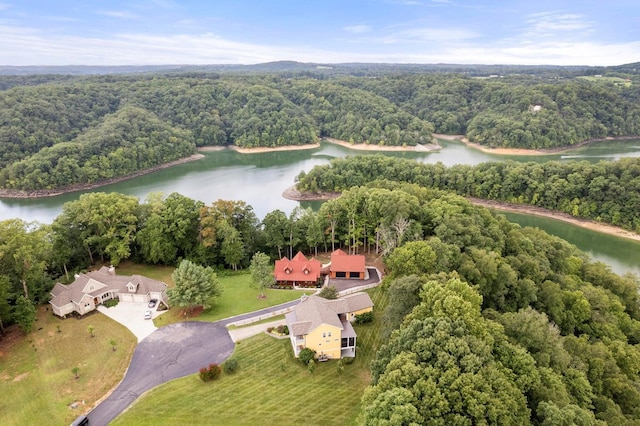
<box><xmin>168</xmin><ymin>259</ymin><xmax>222</xmax><ymax>313</ymax></box>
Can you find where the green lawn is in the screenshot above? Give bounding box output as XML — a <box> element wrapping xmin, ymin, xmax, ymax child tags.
<box><xmin>156</xmin><ymin>273</ymin><xmax>306</xmax><ymax>326</ymax></box>
<box><xmin>115</xmin><ymin>261</ymin><xmax>176</xmax><ymax>286</ymax></box>
<box><xmin>577</xmin><ymin>75</ymin><xmax>632</xmax><ymax>87</ymax></box>
<box><xmin>0</xmin><ymin>307</ymin><xmax>137</xmax><ymax>426</ymax></box>
<box><xmin>112</xmin><ymin>287</ymin><xmax>388</xmax><ymax>425</ymax></box>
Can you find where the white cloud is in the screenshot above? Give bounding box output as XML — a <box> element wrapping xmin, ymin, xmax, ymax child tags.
<box><xmin>385</xmin><ymin>0</ymin><xmax>423</xmax><ymax>5</ymax></box>
<box><xmin>344</xmin><ymin>25</ymin><xmax>371</xmax><ymax>34</ymax></box>
<box><xmin>376</xmin><ymin>25</ymin><xmax>480</xmax><ymax>44</ymax></box>
<box><xmin>0</xmin><ymin>19</ymin><xmax>638</xmax><ymax>67</ymax></box>
<box><xmin>98</xmin><ymin>10</ymin><xmax>138</xmax><ymax>20</ymax></box>
<box><xmin>524</xmin><ymin>12</ymin><xmax>594</xmax><ymax>38</ymax></box>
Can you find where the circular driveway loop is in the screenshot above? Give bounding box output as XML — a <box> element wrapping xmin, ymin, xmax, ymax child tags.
<box><xmin>88</xmin><ymin>321</ymin><xmax>234</xmax><ymax>426</ymax></box>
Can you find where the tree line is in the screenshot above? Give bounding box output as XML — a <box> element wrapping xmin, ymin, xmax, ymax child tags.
<box><xmin>295</xmin><ymin>154</ymin><xmax>640</xmax><ymax>232</ymax></box>
<box><xmin>2</xmin><ymin>71</ymin><xmax>640</xmax><ymax>190</ymax></box>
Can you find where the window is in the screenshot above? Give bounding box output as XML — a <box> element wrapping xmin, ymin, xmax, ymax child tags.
<box><xmin>322</xmin><ymin>332</ymin><xmax>326</xmax><ymax>338</ymax></box>
<box><xmin>328</xmin><ymin>331</ymin><xmax>331</xmax><ymax>337</ymax></box>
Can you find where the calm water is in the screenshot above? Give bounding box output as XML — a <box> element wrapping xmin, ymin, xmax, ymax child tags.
<box><xmin>1</xmin><ymin>138</ymin><xmax>639</xmax><ymax>275</ymax></box>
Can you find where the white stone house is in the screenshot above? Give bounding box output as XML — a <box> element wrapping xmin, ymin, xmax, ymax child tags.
<box><xmin>49</xmin><ymin>266</ymin><xmax>168</xmax><ymax>317</ymax></box>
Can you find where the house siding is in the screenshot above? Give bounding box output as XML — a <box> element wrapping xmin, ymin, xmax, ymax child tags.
<box><xmin>347</xmin><ymin>306</ymin><xmax>373</xmax><ymax>321</ymax></box>
<box><xmin>305</xmin><ymin>324</ymin><xmax>342</xmax><ymax>359</ymax></box>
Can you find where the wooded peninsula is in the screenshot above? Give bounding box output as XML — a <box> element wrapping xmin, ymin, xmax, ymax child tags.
<box><xmin>1</xmin><ymin>66</ymin><xmax>640</xmax><ymax>192</ymax></box>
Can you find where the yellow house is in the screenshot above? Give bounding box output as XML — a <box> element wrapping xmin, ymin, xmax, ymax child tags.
<box><xmin>285</xmin><ymin>292</ymin><xmax>374</xmax><ymax>359</ymax></box>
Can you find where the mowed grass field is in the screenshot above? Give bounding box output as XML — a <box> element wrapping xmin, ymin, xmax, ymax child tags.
<box><xmin>0</xmin><ymin>306</ymin><xmax>137</xmax><ymax>426</ymax></box>
<box><xmin>156</xmin><ymin>272</ymin><xmax>305</xmax><ymax>326</ymax></box>
<box><xmin>112</xmin><ymin>287</ymin><xmax>388</xmax><ymax>425</ymax></box>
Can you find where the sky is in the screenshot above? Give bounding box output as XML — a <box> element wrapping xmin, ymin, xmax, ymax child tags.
<box><xmin>0</xmin><ymin>0</ymin><xmax>639</xmax><ymax>67</ymax></box>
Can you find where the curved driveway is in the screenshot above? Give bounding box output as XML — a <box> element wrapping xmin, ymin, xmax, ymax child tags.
<box><xmin>88</xmin><ymin>300</ymin><xmax>300</xmax><ymax>426</ymax></box>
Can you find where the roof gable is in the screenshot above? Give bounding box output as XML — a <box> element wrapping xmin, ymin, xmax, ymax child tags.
<box><xmin>274</xmin><ymin>251</ymin><xmax>321</xmax><ymax>281</ymax></box>
<box><xmin>82</xmin><ymin>278</ymin><xmax>107</xmax><ymax>294</ymax></box>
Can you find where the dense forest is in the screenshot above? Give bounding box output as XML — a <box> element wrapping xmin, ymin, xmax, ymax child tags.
<box><xmin>2</xmin><ymin>185</ymin><xmax>640</xmax><ymax>424</ymax></box>
<box><xmin>1</xmin><ymin>68</ymin><xmax>639</xmax><ymax>191</ymax></box>
<box><xmin>295</xmin><ymin>155</ymin><xmax>640</xmax><ymax>232</ymax></box>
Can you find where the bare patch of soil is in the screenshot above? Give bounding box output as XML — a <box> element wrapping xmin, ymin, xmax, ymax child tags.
<box><xmin>179</xmin><ymin>306</ymin><xmax>205</xmax><ymax>319</ymax></box>
<box><xmin>282</xmin><ymin>185</ymin><xmax>340</xmax><ymax>201</ymax></box>
<box><xmin>13</xmin><ymin>372</ymin><xmax>29</xmax><ymax>382</ymax></box>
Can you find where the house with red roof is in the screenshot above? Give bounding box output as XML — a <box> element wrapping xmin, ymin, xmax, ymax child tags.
<box><xmin>329</xmin><ymin>249</ymin><xmax>366</xmax><ymax>280</ymax></box>
<box><xmin>273</xmin><ymin>251</ymin><xmax>322</xmax><ymax>288</ymax></box>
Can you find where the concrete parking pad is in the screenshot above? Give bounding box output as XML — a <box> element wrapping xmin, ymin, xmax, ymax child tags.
<box><xmin>97</xmin><ymin>302</ymin><xmax>160</xmax><ymax>342</ymax></box>
<box><xmin>227</xmin><ymin>318</ymin><xmax>287</xmax><ymax>342</ymax></box>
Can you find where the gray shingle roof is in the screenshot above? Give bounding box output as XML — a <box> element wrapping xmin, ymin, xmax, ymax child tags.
<box><xmin>286</xmin><ymin>292</ymin><xmax>374</xmax><ymax>337</ymax></box>
<box><xmin>49</xmin><ymin>268</ymin><xmax>166</xmax><ymax>308</ymax></box>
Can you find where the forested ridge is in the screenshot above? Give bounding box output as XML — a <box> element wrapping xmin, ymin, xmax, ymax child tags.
<box><xmin>2</xmin><ymin>185</ymin><xmax>640</xmax><ymax>424</ymax></box>
<box><xmin>296</xmin><ymin>155</ymin><xmax>640</xmax><ymax>232</ymax></box>
<box><xmin>1</xmin><ymin>69</ymin><xmax>639</xmax><ymax>190</ymax></box>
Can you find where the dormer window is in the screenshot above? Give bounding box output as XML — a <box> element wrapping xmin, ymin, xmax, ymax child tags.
<box><xmin>285</xmin><ymin>268</ymin><xmax>291</xmax><ymax>274</ymax></box>
<box><xmin>304</xmin><ymin>269</ymin><xmax>309</xmax><ymax>275</ymax></box>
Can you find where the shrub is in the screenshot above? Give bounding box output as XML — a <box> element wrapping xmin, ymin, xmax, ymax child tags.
<box><xmin>103</xmin><ymin>299</ymin><xmax>119</xmax><ymax>308</ymax></box>
<box><xmin>343</xmin><ymin>356</ymin><xmax>355</xmax><ymax>365</ymax></box>
<box><xmin>307</xmin><ymin>359</ymin><xmax>316</xmax><ymax>374</ymax></box>
<box><xmin>318</xmin><ymin>285</ymin><xmax>339</xmax><ymax>299</ymax></box>
<box><xmin>276</xmin><ymin>324</ymin><xmax>289</xmax><ymax>335</ymax></box>
<box><xmin>298</xmin><ymin>348</ymin><xmax>316</xmax><ymax>365</ymax></box>
<box><xmin>354</xmin><ymin>311</ymin><xmax>374</xmax><ymax>324</ymax></box>
<box><xmin>337</xmin><ymin>359</ymin><xmax>345</xmax><ymax>376</ymax></box>
<box><xmin>199</xmin><ymin>363</ymin><xmax>222</xmax><ymax>382</ymax></box>
<box><xmin>222</xmin><ymin>358</ymin><xmax>239</xmax><ymax>374</ymax></box>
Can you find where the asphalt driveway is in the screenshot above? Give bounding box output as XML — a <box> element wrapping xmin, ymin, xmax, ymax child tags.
<box><xmin>87</xmin><ymin>300</ymin><xmax>301</xmax><ymax>426</ymax></box>
<box><xmin>88</xmin><ymin>321</ymin><xmax>234</xmax><ymax>426</ymax></box>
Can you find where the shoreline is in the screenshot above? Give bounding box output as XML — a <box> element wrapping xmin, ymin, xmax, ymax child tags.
<box><xmin>228</xmin><ymin>143</ymin><xmax>320</xmax><ymax>154</ymax></box>
<box><xmin>471</xmin><ymin>198</ymin><xmax>640</xmax><ymax>243</ymax></box>
<box><xmin>459</xmin><ymin>135</ymin><xmax>640</xmax><ymax>156</ymax></box>
<box><xmin>283</xmin><ymin>186</ymin><xmax>640</xmax><ymax>243</ymax></box>
<box><xmin>282</xmin><ymin>185</ymin><xmax>341</xmax><ymax>201</ymax></box>
<box><xmin>323</xmin><ymin>137</ymin><xmax>441</xmax><ymax>152</ymax></box>
<box><xmin>0</xmin><ymin>154</ymin><xmax>205</xmax><ymax>199</ymax></box>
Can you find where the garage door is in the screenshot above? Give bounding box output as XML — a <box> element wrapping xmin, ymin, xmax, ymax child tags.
<box><xmin>133</xmin><ymin>294</ymin><xmax>147</xmax><ymax>303</ymax></box>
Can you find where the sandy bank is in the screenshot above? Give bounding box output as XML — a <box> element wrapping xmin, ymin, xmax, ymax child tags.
<box><xmin>196</xmin><ymin>146</ymin><xmax>227</xmax><ymax>152</ymax></box>
<box><xmin>470</xmin><ymin>198</ymin><xmax>640</xmax><ymax>243</ymax></box>
<box><xmin>282</xmin><ymin>185</ymin><xmax>340</xmax><ymax>201</ymax></box>
<box><xmin>228</xmin><ymin>143</ymin><xmax>320</xmax><ymax>154</ymax></box>
<box><xmin>323</xmin><ymin>137</ymin><xmax>441</xmax><ymax>152</ymax></box>
<box><xmin>460</xmin><ymin>135</ymin><xmax>640</xmax><ymax>156</ymax></box>
<box><xmin>0</xmin><ymin>154</ymin><xmax>205</xmax><ymax>199</ymax></box>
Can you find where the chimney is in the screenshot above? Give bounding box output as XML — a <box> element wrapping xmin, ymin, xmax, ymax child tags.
<box><xmin>108</xmin><ymin>265</ymin><xmax>115</xmax><ymax>275</ymax></box>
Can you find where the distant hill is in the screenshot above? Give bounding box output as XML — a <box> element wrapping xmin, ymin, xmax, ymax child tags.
<box><xmin>0</xmin><ymin>61</ymin><xmax>615</xmax><ymax>77</ymax></box>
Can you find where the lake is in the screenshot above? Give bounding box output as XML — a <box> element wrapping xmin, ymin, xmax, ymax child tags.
<box><xmin>1</xmin><ymin>138</ymin><xmax>639</xmax><ymax>275</ymax></box>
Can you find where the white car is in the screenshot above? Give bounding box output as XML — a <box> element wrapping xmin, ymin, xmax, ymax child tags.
<box><xmin>144</xmin><ymin>310</ymin><xmax>152</xmax><ymax>320</ymax></box>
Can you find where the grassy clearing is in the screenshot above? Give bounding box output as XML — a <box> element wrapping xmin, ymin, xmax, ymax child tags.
<box><xmin>577</xmin><ymin>75</ymin><xmax>632</xmax><ymax>87</ymax></box>
<box><xmin>157</xmin><ymin>273</ymin><xmax>305</xmax><ymax>326</ymax></box>
<box><xmin>112</xmin><ymin>287</ymin><xmax>388</xmax><ymax>425</ymax></box>
<box><xmin>115</xmin><ymin>261</ymin><xmax>176</xmax><ymax>286</ymax></box>
<box><xmin>0</xmin><ymin>307</ymin><xmax>137</xmax><ymax>426</ymax></box>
